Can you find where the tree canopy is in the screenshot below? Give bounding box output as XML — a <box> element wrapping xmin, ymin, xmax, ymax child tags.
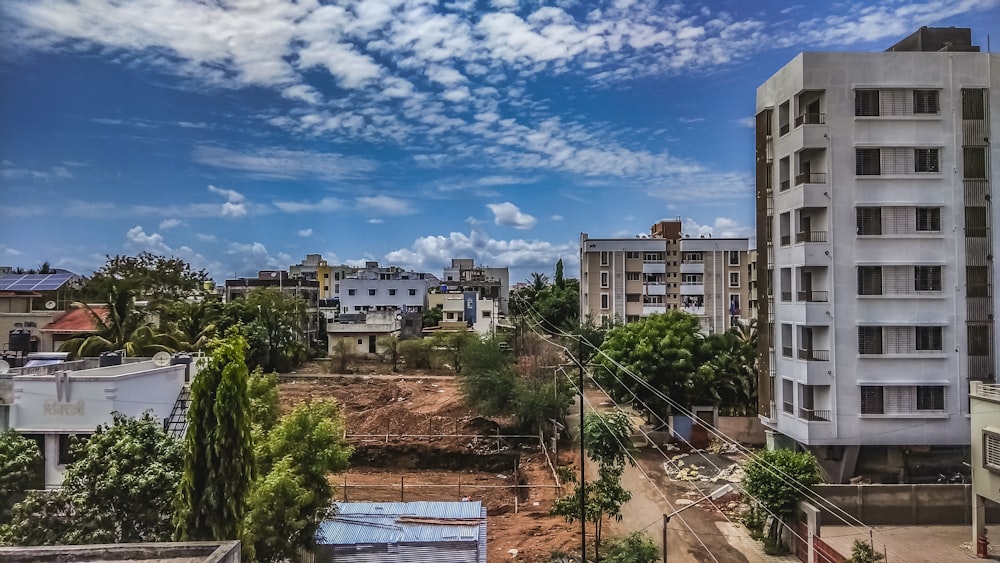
<box><xmin>218</xmin><ymin>287</ymin><xmax>307</xmax><ymax>372</ymax></box>
<box><xmin>742</xmin><ymin>448</ymin><xmax>822</xmax><ymax>549</ymax></box>
<box><xmin>0</xmin><ymin>412</ymin><xmax>182</xmax><ymax>546</ymax></box>
<box><xmin>174</xmin><ymin>334</ymin><xmax>255</xmax><ymax>542</ymax></box>
<box><xmin>78</xmin><ymin>252</ymin><xmax>208</xmax><ymax>305</ymax></box>
<box><xmin>0</xmin><ymin>431</ymin><xmax>42</xmax><ymax>523</ymax></box>
<box><xmin>59</xmin><ymin>284</ymin><xmax>175</xmax><ymax>359</ymax></box>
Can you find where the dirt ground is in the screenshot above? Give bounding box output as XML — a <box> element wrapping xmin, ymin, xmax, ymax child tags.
<box><xmin>278</xmin><ymin>365</ymin><xmax>584</xmax><ymax>562</ymax></box>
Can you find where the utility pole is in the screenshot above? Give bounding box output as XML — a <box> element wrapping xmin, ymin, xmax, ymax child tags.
<box><xmin>578</xmin><ymin>337</ymin><xmax>586</xmax><ymax>563</ymax></box>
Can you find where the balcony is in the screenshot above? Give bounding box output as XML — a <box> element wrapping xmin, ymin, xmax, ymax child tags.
<box><xmin>797</xmin><ymin>348</ymin><xmax>830</xmax><ymax>361</ymax></box>
<box><xmin>797</xmin><ymin>290</ymin><xmax>829</xmax><ymax>303</ymax></box>
<box><xmin>795</xmin><ymin>112</ymin><xmax>826</xmax><ymax>127</ymax></box>
<box><xmin>796</xmin><ymin>230</ymin><xmax>828</xmax><ymax>243</ymax></box>
<box><xmin>642</xmin><ymin>305</ymin><xmax>667</xmax><ymax>315</ymax></box>
<box><xmin>794</xmin><ymin>172</ymin><xmax>827</xmax><ymax>186</ymax></box>
<box><xmin>642</xmin><ymin>261</ymin><xmax>666</xmax><ymax>274</ymax></box>
<box><xmin>798</xmin><ymin>407</ymin><xmax>832</xmax><ymax>422</ymax></box>
<box><xmin>645</xmin><ymin>283</ymin><xmax>667</xmax><ymax>296</ymax></box>
<box><xmin>682</xmin><ymin>305</ymin><xmax>705</xmax><ymax>316</ymax></box>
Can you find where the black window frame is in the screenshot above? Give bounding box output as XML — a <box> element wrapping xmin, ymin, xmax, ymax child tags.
<box><xmin>915</xmin><ymin>207</ymin><xmax>940</xmax><ymax>232</ymax></box>
<box><xmin>856</xmin><ymin>148</ymin><xmax>881</xmax><ymax>175</ymax></box>
<box><xmin>855</xmin><ymin>89</ymin><xmax>880</xmax><ymax>116</ymax></box>
<box><xmin>860</xmin><ymin>386</ymin><xmax>885</xmax><ymax>414</ymax></box>
<box><xmin>858</xmin><ymin>326</ymin><xmax>883</xmax><ymax>354</ymax></box>
<box><xmin>914</xmin><ymin>148</ymin><xmax>939</xmax><ymax>173</ymax></box>
<box><xmin>914</xmin><ymin>266</ymin><xmax>942</xmax><ymax>292</ymax></box>
<box><xmin>913</xmin><ymin>89</ymin><xmax>939</xmax><ymax>114</ymax></box>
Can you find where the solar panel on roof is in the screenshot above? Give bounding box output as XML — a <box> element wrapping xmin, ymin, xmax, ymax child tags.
<box><xmin>0</xmin><ymin>273</ymin><xmax>73</xmax><ymax>291</ymax></box>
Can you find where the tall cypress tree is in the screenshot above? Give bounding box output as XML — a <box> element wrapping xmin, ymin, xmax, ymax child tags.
<box><xmin>174</xmin><ymin>334</ymin><xmax>254</xmax><ymax>541</ymax></box>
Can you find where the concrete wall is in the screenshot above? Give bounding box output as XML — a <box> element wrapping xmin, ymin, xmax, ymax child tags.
<box><xmin>810</xmin><ymin>484</ymin><xmax>1000</xmax><ymax>525</ymax></box>
<box><xmin>0</xmin><ymin>541</ymin><xmax>241</xmax><ymax>562</ymax></box>
<box><xmin>717</xmin><ymin>416</ymin><xmax>767</xmax><ymax>445</ymax></box>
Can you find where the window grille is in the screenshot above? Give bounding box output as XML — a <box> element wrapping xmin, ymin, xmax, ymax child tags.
<box><xmin>626</xmin><ymin>272</ymin><xmax>641</xmax><ymax>281</ymax></box>
<box><xmin>915</xmin><ymin>208</ymin><xmax>941</xmax><ymax>232</ymax></box>
<box><xmin>856</xmin><ymin>148</ymin><xmax>881</xmax><ymax>175</ymax></box>
<box><xmin>915</xmin><ymin>148</ymin><xmax>939</xmax><ymax>172</ymax></box>
<box><xmin>964</xmin><ymin>148</ymin><xmax>987</xmax><ymax>179</ymax></box>
<box><xmin>963</xmin><ymin>89</ymin><xmax>986</xmax><ymax>120</ymax></box>
<box><xmin>860</xmin><ymin>386</ymin><xmax>884</xmax><ymax>414</ymax></box>
<box><xmin>856</xmin><ymin>207</ymin><xmax>882</xmax><ymax>235</ymax></box>
<box><xmin>914</xmin><ymin>266</ymin><xmax>942</xmax><ymax>292</ymax></box>
<box><xmin>915</xmin><ymin>326</ymin><xmax>943</xmax><ymax>351</ymax></box>
<box><xmin>966</xmin><ymin>207</ymin><xmax>989</xmax><ymax>238</ymax></box>
<box><xmin>858</xmin><ymin>326</ymin><xmax>883</xmax><ymax>354</ymax></box>
<box><xmin>985</xmin><ymin>432</ymin><xmax>1000</xmax><ymax>471</ymax></box>
<box><xmin>857</xmin><ymin>267</ymin><xmax>882</xmax><ymax>295</ymax></box>
<box><xmin>913</xmin><ymin>90</ymin><xmax>939</xmax><ymax>114</ymax></box>
<box><xmin>916</xmin><ymin>386</ymin><xmax>945</xmax><ymax>410</ymax></box>
<box><xmin>855</xmin><ymin>89</ymin><xmax>879</xmax><ymax>116</ymax></box>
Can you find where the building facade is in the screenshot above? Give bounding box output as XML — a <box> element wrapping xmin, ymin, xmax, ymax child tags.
<box><xmin>755</xmin><ymin>27</ymin><xmax>998</xmax><ymax>481</ymax></box>
<box><xmin>580</xmin><ymin>220</ymin><xmax>751</xmax><ymax>332</ymax></box>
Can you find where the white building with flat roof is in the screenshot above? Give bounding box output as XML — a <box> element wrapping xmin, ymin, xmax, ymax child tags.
<box><xmin>755</xmin><ymin>27</ymin><xmax>998</xmax><ymax>481</ymax></box>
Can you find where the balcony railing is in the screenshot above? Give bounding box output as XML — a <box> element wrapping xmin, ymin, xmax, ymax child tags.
<box><xmin>797</xmin><ymin>290</ymin><xmax>829</xmax><ymax>302</ymax></box>
<box><xmin>794</xmin><ymin>112</ymin><xmax>826</xmax><ymax>126</ymax></box>
<box><xmin>797</xmin><ymin>348</ymin><xmax>830</xmax><ymax>361</ymax></box>
<box><xmin>798</xmin><ymin>407</ymin><xmax>832</xmax><ymax>422</ymax></box>
<box><xmin>796</xmin><ymin>230</ymin><xmax>828</xmax><ymax>243</ymax></box>
<box><xmin>794</xmin><ymin>172</ymin><xmax>827</xmax><ymax>185</ymax></box>
<box><xmin>779</xmin><ymin>179</ymin><xmax>791</xmax><ymax>192</ymax></box>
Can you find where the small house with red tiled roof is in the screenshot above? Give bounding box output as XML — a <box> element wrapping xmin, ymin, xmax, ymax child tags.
<box><xmin>38</xmin><ymin>306</ymin><xmax>110</xmax><ymax>352</ymax></box>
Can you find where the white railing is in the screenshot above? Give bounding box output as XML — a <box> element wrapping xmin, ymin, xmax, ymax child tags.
<box><xmin>972</xmin><ymin>382</ymin><xmax>1000</xmax><ymax>402</ymax></box>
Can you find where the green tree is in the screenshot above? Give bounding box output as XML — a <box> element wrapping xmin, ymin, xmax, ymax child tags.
<box><xmin>78</xmin><ymin>252</ymin><xmax>208</xmax><ymax>305</ymax></box>
<box><xmin>848</xmin><ymin>539</ymin><xmax>886</xmax><ymax>563</ymax></box>
<box><xmin>0</xmin><ymin>413</ymin><xmax>182</xmax><ymax>545</ymax></box>
<box><xmin>219</xmin><ymin>288</ymin><xmax>307</xmax><ymax>372</ymax></box>
<box><xmin>603</xmin><ymin>532</ymin><xmax>659</xmax><ymax>563</ymax></box>
<box><xmin>0</xmin><ymin>431</ymin><xmax>42</xmax><ymax>523</ymax></box>
<box><xmin>432</xmin><ymin>331</ymin><xmax>477</xmax><ymax>373</ymax></box>
<box><xmin>59</xmin><ymin>284</ymin><xmax>175</xmax><ymax>358</ymax></box>
<box><xmin>422</xmin><ymin>306</ymin><xmax>443</xmax><ymax>328</ymax></box>
<box><xmin>552</xmin><ymin>411</ymin><xmax>636</xmax><ymax>558</ymax></box>
<box><xmin>399</xmin><ymin>338</ymin><xmax>433</xmax><ymax>370</ymax></box>
<box><xmin>165</xmin><ymin>299</ymin><xmax>222</xmax><ymax>352</ymax></box>
<box><xmin>377</xmin><ymin>334</ymin><xmax>401</xmax><ymax>372</ymax></box>
<box><xmin>246</xmin><ymin>400</ymin><xmax>352</xmax><ymax>562</ymax></box>
<box><xmin>695</xmin><ymin>325</ymin><xmax>758</xmax><ymax>416</ymax></box>
<box><xmin>330</xmin><ymin>337</ymin><xmax>354</xmax><ymax>373</ymax></box>
<box><xmin>742</xmin><ymin>448</ymin><xmax>822</xmax><ymax>550</ymax></box>
<box><xmin>594</xmin><ymin>311</ymin><xmax>704</xmax><ymax>416</ymax></box>
<box><xmin>458</xmin><ymin>336</ymin><xmax>518</xmax><ymax>416</ymax></box>
<box><xmin>247</xmin><ymin>369</ymin><xmax>281</xmax><ymax>435</ymax></box>
<box><xmin>175</xmin><ymin>334</ymin><xmax>255</xmax><ymax>542</ymax></box>
<box><xmin>554</xmin><ymin>259</ymin><xmax>566</xmax><ymax>290</ymax></box>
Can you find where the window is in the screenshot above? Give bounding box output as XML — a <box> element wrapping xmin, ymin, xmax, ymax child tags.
<box><xmin>368</xmin><ymin>289</ymin><xmax>376</xmax><ymax>296</ymax></box>
<box><xmin>626</xmin><ymin>293</ymin><xmax>641</xmax><ymax>302</ymax></box>
<box><xmin>916</xmin><ymin>386</ymin><xmax>945</xmax><ymax>410</ymax></box>
<box><xmin>729</xmin><ymin>252</ymin><xmax>740</xmax><ymax>266</ymax></box>
<box><xmin>348</xmin><ymin>289</ymin><xmax>356</xmax><ymax>296</ymax></box>
<box><xmin>913</xmin><ymin>90</ymin><xmax>939</xmax><ymax>114</ymax></box>
<box><xmin>600</xmin><ymin>251</ymin><xmax>610</xmax><ymax>266</ymax></box>
<box><xmin>856</xmin><ymin>148</ymin><xmax>881</xmax><ymax>175</ymax></box>
<box><xmin>969</xmin><ymin>324</ymin><xmax>992</xmax><ymax>355</ymax></box>
<box><xmin>857</xmin><ymin>267</ymin><xmax>882</xmax><ymax>295</ymax></box>
<box><xmin>324</xmin><ymin>273</ymin><xmax>329</xmax><ymax>279</ymax></box>
<box><xmin>914</xmin><ymin>266</ymin><xmax>942</xmax><ymax>292</ymax></box>
<box><xmin>967</xmin><ymin>207</ymin><xmax>989</xmax><ymax>238</ymax></box>
<box><xmin>855</xmin><ymin>89</ymin><xmax>879</xmax><ymax>116</ymax></box>
<box><xmin>915</xmin><ymin>148</ymin><xmax>939</xmax><ymax>172</ymax></box>
<box><xmin>858</xmin><ymin>326</ymin><xmax>883</xmax><ymax>354</ymax></box>
<box><xmin>963</xmin><ymin>89</ymin><xmax>986</xmax><ymax>120</ymax></box>
<box><xmin>860</xmin><ymin>386</ymin><xmax>885</xmax><ymax>414</ymax></box>
<box><xmin>984</xmin><ymin>431</ymin><xmax>1000</xmax><ymax>472</ymax></box>
<box><xmin>782</xmin><ymin>379</ymin><xmax>794</xmax><ymax>414</ymax></box>
<box><xmin>408</xmin><ymin>288</ymin><xmax>417</xmax><ymax>296</ymax></box>
<box><xmin>729</xmin><ymin>272</ymin><xmax>740</xmax><ymax>287</ymax></box>
<box><xmin>625</xmin><ymin>251</ymin><xmax>641</xmax><ymax>259</ymax></box>
<box><xmin>600</xmin><ymin>293</ymin><xmax>609</xmax><ymax>310</ymax></box>
<box><xmin>626</xmin><ymin>272</ymin><xmax>641</xmax><ymax>281</ymax></box>
<box><xmin>915</xmin><ymin>326</ymin><xmax>943</xmax><ymax>351</ymax></box>
<box><xmin>969</xmin><ymin>266</ymin><xmax>990</xmax><ymax>298</ymax></box>
<box><xmin>964</xmin><ymin>148</ymin><xmax>987</xmax><ymax>179</ymax></box>
<box><xmin>857</xmin><ymin>207</ymin><xmax>882</xmax><ymax>235</ymax></box>
<box><xmin>915</xmin><ymin>208</ymin><xmax>940</xmax><ymax>232</ymax></box>
<box><xmin>59</xmin><ymin>434</ymin><xmax>89</xmax><ymax>465</ymax></box>
<box><xmin>389</xmin><ymin>288</ymin><xmax>397</xmax><ymax>296</ymax></box>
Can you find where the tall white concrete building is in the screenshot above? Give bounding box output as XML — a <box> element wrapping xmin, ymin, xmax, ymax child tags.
<box><xmin>755</xmin><ymin>27</ymin><xmax>999</xmax><ymax>482</ymax></box>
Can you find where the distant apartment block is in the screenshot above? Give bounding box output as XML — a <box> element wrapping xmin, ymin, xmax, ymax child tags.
<box><xmin>441</xmin><ymin>259</ymin><xmax>510</xmax><ymax>316</ymax></box>
<box><xmin>755</xmin><ymin>27</ymin><xmax>998</xmax><ymax>481</ymax></box>
<box><xmin>580</xmin><ymin>219</ymin><xmax>751</xmax><ymax>333</ymax></box>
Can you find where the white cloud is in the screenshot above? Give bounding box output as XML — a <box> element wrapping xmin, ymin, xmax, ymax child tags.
<box><xmin>681</xmin><ymin>216</ymin><xmax>755</xmax><ymax>239</ymax></box>
<box><xmin>385</xmin><ymin>227</ymin><xmax>573</xmax><ymax>275</ymax></box>
<box><xmin>736</xmin><ymin>117</ymin><xmax>755</xmax><ymax>129</ymax></box>
<box><xmin>226</xmin><ymin>241</ymin><xmax>291</xmax><ymax>274</ymax></box>
<box><xmin>208</xmin><ymin>185</ymin><xmax>248</xmax><ymax>218</ymax></box>
<box><xmin>297</xmin><ymin>228</ymin><xmax>314</xmax><ymax>237</ymax></box>
<box><xmin>273</xmin><ymin>197</ymin><xmax>342</xmax><ymax>213</ymax></box>
<box><xmin>159</xmin><ymin>218</ymin><xmax>182</xmax><ymax>230</ymax></box>
<box><xmin>488</xmin><ymin>202</ymin><xmax>536</xmax><ymax>229</ymax></box>
<box><xmin>126</xmin><ymin>225</ymin><xmax>172</xmax><ymax>254</ymax></box>
<box><xmin>194</xmin><ymin>146</ymin><xmax>375</xmax><ymax>180</ymax></box>
<box><xmin>368</xmin><ymin>218</ymin><xmax>384</xmax><ymax>224</ymax></box>
<box><xmin>356</xmin><ymin>195</ymin><xmax>415</xmax><ymax>216</ymax></box>
<box><xmin>551</xmin><ymin>214</ymin><xmax>564</xmax><ymax>221</ymax></box>
<box><xmin>1</xmin><ymin>244</ymin><xmax>23</xmax><ymax>256</ymax></box>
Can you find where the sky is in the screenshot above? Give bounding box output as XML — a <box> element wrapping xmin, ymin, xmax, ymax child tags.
<box><xmin>0</xmin><ymin>0</ymin><xmax>997</xmax><ymax>284</ymax></box>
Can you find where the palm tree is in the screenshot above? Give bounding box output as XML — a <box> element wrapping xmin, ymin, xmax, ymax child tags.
<box><xmin>59</xmin><ymin>285</ymin><xmax>175</xmax><ymax>358</ymax></box>
<box><xmin>529</xmin><ymin>272</ymin><xmax>549</xmax><ymax>291</ymax></box>
<box><xmin>166</xmin><ymin>300</ymin><xmax>221</xmax><ymax>352</ymax></box>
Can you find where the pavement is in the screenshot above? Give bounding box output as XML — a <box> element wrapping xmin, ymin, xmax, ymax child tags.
<box><xmin>820</xmin><ymin>525</ymin><xmax>1000</xmax><ymax>562</ymax></box>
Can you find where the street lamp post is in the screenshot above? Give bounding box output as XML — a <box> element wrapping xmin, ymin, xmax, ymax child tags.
<box><xmin>662</xmin><ymin>483</ymin><xmax>733</xmax><ymax>563</ymax></box>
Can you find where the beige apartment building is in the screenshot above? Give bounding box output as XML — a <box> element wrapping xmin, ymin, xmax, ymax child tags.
<box><xmin>579</xmin><ymin>220</ymin><xmax>752</xmax><ymax>333</ymax></box>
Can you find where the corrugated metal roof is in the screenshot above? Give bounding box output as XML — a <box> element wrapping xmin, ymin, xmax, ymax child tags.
<box><xmin>317</xmin><ymin>501</ymin><xmax>485</xmax><ymax>546</ymax></box>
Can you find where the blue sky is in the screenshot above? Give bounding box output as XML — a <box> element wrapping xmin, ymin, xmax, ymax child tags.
<box><xmin>0</xmin><ymin>0</ymin><xmax>996</xmax><ymax>283</ymax></box>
